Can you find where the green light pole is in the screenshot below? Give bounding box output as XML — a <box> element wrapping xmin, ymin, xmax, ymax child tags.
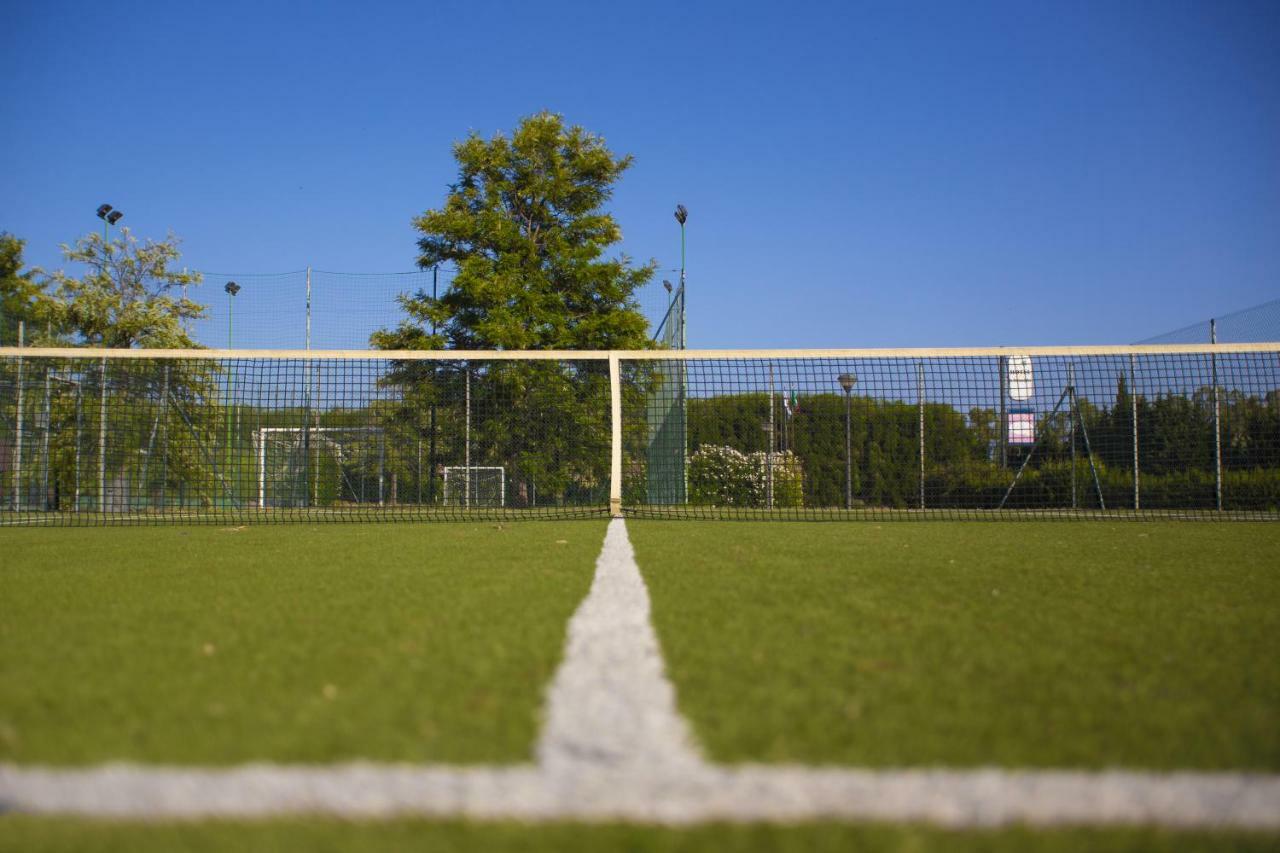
<box><xmin>96</xmin><ymin>203</ymin><xmax>124</xmax><ymax>249</ymax></box>
<box><xmin>673</xmin><ymin>205</ymin><xmax>687</xmax><ymax>349</ymax></box>
<box><xmin>94</xmin><ymin>205</ymin><xmax>122</xmax><ymax>514</ymax></box>
<box><xmin>838</xmin><ymin>373</ymin><xmax>857</xmax><ymax>510</ymax></box>
<box><xmin>224</xmin><ymin>281</ymin><xmax>240</xmax><ymax>489</ymax></box>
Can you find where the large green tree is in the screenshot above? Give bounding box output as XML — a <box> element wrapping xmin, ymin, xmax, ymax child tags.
<box><xmin>374</xmin><ymin>111</ymin><xmax>653</xmax><ymax>352</ymax></box>
<box><xmin>372</xmin><ymin>114</ymin><xmax>655</xmax><ymax>507</ymax></box>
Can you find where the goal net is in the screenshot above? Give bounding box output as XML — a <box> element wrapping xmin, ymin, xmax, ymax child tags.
<box><xmin>256</xmin><ymin>427</ymin><xmax>386</xmax><ymax>508</ymax></box>
<box><xmin>442</xmin><ymin>466</ymin><xmax>505</xmax><ymax>508</ymax></box>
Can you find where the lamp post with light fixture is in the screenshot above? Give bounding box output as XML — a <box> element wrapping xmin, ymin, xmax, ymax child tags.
<box><xmin>224</xmin><ymin>281</ymin><xmax>241</xmax><ymax>485</ymax></box>
<box><xmin>838</xmin><ymin>373</ymin><xmax>857</xmax><ymax>510</ymax></box>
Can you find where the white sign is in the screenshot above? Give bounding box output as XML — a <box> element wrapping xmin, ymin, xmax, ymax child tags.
<box><xmin>1007</xmin><ymin>355</ymin><xmax>1034</xmax><ymax>401</ymax></box>
<box><xmin>1007</xmin><ymin>409</ymin><xmax>1036</xmax><ymax>445</ymax></box>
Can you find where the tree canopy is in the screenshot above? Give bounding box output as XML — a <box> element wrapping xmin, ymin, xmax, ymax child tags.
<box><xmin>0</xmin><ymin>233</ymin><xmax>44</xmax><ymax>344</ymax></box>
<box><xmin>34</xmin><ymin>229</ymin><xmax>204</xmax><ymax>348</ymax></box>
<box><xmin>373</xmin><ymin>112</ymin><xmax>654</xmax><ymax>352</ymax></box>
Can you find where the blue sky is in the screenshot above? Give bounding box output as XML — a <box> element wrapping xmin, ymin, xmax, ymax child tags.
<box><xmin>2</xmin><ymin>0</ymin><xmax>1278</xmax><ymax>348</ymax></box>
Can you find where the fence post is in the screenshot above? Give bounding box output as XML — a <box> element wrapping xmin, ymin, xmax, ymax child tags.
<box><xmin>1130</xmin><ymin>353</ymin><xmax>1139</xmax><ymax>511</ymax></box>
<box><xmin>998</xmin><ymin>356</ymin><xmax>1008</xmax><ymax>468</ymax></box>
<box><xmin>305</xmin><ymin>266</ymin><xmax>312</xmax><ymax>351</ymax></box>
<box><xmin>13</xmin><ymin>321</ymin><xmax>24</xmax><ymax>511</ymax></box>
<box><xmin>766</xmin><ymin>362</ymin><xmax>775</xmax><ymax>510</ymax></box>
<box><xmin>1211</xmin><ymin>319</ymin><xmax>1223</xmax><ymax>511</ymax></box>
<box><xmin>1069</xmin><ymin>362</ymin><xmax>1077</xmax><ymax>510</ymax></box>
<box><xmin>918</xmin><ymin>360</ymin><xmax>925</xmax><ymax>510</ymax></box>
<box><xmin>42</xmin><ymin>367</ymin><xmax>51</xmax><ymax>510</ymax></box>
<box><xmin>464</xmin><ymin>364</ymin><xmax>471</xmax><ymax>509</ymax></box>
<box><xmin>99</xmin><ymin>356</ymin><xmax>107</xmax><ymax>513</ymax></box>
<box><xmin>304</xmin><ymin>266</ymin><xmax>313</xmax><ymax>509</ymax></box>
<box><xmin>610</xmin><ymin>352</ymin><xmax>622</xmax><ymax>518</ymax></box>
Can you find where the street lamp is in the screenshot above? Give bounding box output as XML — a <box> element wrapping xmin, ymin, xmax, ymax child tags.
<box><xmin>224</xmin><ymin>282</ymin><xmax>241</xmax><ymax>475</ymax></box>
<box><xmin>673</xmin><ymin>205</ymin><xmax>687</xmax><ymax>349</ymax></box>
<box><xmin>224</xmin><ymin>281</ymin><xmax>241</xmax><ymax>347</ymax></box>
<box><xmin>96</xmin><ymin>203</ymin><xmax>123</xmax><ymax>244</ymax></box>
<box><xmin>838</xmin><ymin>373</ymin><xmax>857</xmax><ymax>510</ymax></box>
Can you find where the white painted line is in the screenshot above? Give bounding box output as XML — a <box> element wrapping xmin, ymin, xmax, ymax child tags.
<box><xmin>537</xmin><ymin>518</ymin><xmax>704</xmax><ymax>775</ymax></box>
<box><xmin>4</xmin><ymin>761</ymin><xmax>1279</xmax><ymax>826</ymax></box>
<box><xmin>2</xmin><ymin>518</ymin><xmax>1279</xmax><ymax>828</ymax></box>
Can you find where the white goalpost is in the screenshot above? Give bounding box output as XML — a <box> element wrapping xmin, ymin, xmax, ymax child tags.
<box><xmin>442</xmin><ymin>466</ymin><xmax>505</xmax><ymax>508</ymax></box>
<box><xmin>255</xmin><ymin>427</ymin><xmax>385</xmax><ymax>509</ymax></box>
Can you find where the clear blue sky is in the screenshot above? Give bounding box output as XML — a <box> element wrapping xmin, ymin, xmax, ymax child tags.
<box><xmin>2</xmin><ymin>0</ymin><xmax>1278</xmax><ymax>347</ymax></box>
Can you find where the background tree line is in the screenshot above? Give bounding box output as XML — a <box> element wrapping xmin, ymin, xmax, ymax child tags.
<box><xmin>685</xmin><ymin>377</ymin><xmax>1280</xmax><ymax>510</ymax></box>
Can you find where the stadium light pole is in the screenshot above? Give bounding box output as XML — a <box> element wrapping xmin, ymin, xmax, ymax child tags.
<box><xmin>224</xmin><ymin>281</ymin><xmax>241</xmax><ymax>482</ymax></box>
<box><xmin>674</xmin><ymin>205</ymin><xmax>687</xmax><ymax>349</ymax></box>
<box><xmin>428</xmin><ymin>265</ymin><xmax>439</xmax><ymax>505</ymax></box>
<box><xmin>96</xmin><ymin>203</ymin><xmax>123</xmax><ymax>246</ymax></box>
<box><xmin>225</xmin><ymin>281</ymin><xmax>241</xmax><ymax>347</ymax></box>
<box><xmin>838</xmin><ymin>373</ymin><xmax>857</xmax><ymax>510</ymax></box>
<box><xmin>94</xmin><ymin>205</ymin><xmax>123</xmax><ymax>514</ymax></box>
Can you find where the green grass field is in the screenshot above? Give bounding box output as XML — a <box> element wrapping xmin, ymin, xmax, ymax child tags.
<box><xmin>0</xmin><ymin>522</ymin><xmax>603</xmax><ymax>764</ymax></box>
<box><xmin>1</xmin><ymin>817</ymin><xmax>1276</xmax><ymax>853</ymax></box>
<box><xmin>4</xmin><ymin>518</ymin><xmax>1279</xmax><ymax>851</ymax></box>
<box><xmin>629</xmin><ymin>521</ymin><xmax>1280</xmax><ymax>769</ymax></box>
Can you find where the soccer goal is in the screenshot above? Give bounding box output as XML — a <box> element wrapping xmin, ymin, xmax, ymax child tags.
<box><xmin>442</xmin><ymin>466</ymin><xmax>505</xmax><ymax>508</ymax></box>
<box><xmin>256</xmin><ymin>427</ymin><xmax>385</xmax><ymax>509</ymax></box>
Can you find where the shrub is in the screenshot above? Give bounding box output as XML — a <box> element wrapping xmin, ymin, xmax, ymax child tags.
<box><xmin>689</xmin><ymin>445</ymin><xmax>804</xmax><ymax>508</ymax></box>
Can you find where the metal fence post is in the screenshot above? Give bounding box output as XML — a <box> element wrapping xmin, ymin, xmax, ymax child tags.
<box><xmin>13</xmin><ymin>322</ymin><xmax>24</xmax><ymax>511</ymax></box>
<box><xmin>1069</xmin><ymin>362</ymin><xmax>1077</xmax><ymax>510</ymax></box>
<box><xmin>917</xmin><ymin>360</ymin><xmax>925</xmax><ymax>510</ymax></box>
<box><xmin>609</xmin><ymin>352</ymin><xmax>622</xmax><ymax>518</ymax></box>
<box><xmin>766</xmin><ymin>362</ymin><xmax>775</xmax><ymax>510</ymax></box>
<box><xmin>464</xmin><ymin>364</ymin><xmax>471</xmax><ymax>509</ymax></box>
<box><xmin>304</xmin><ymin>266</ymin><xmax>313</xmax><ymax>509</ymax></box>
<box><xmin>98</xmin><ymin>356</ymin><xmax>107</xmax><ymax>513</ymax></box>
<box><xmin>42</xmin><ymin>367</ymin><xmax>51</xmax><ymax>510</ymax></box>
<box><xmin>998</xmin><ymin>356</ymin><xmax>1007</xmax><ymax>468</ymax></box>
<box><xmin>1211</xmin><ymin>319</ymin><xmax>1223</xmax><ymax>511</ymax></box>
<box><xmin>1130</xmin><ymin>353</ymin><xmax>1139</xmax><ymax>511</ymax></box>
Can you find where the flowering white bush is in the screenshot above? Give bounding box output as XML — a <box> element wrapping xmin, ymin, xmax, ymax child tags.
<box><xmin>689</xmin><ymin>446</ymin><xmax>804</xmax><ymax>507</ymax></box>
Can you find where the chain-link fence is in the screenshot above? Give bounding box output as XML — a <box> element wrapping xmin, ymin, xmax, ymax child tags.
<box><xmin>3</xmin><ymin>345</ymin><xmax>1277</xmax><ymax>525</ymax></box>
<box><xmin>189</xmin><ymin>267</ymin><xmax>681</xmax><ymax>351</ymax></box>
<box><xmin>1138</xmin><ymin>296</ymin><xmax>1280</xmax><ymax>345</ymax></box>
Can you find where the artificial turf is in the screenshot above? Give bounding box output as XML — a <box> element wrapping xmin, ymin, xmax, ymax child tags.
<box><xmin>628</xmin><ymin>521</ymin><xmax>1280</xmax><ymax>770</ymax></box>
<box><xmin>0</xmin><ymin>818</ymin><xmax>1275</xmax><ymax>853</ymax></box>
<box><xmin>0</xmin><ymin>522</ymin><xmax>604</xmax><ymax>765</ymax></box>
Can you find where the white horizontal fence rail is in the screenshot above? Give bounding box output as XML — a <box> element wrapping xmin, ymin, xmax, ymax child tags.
<box><xmin>3</xmin><ymin>343</ymin><xmax>1280</xmax><ymax>360</ymax></box>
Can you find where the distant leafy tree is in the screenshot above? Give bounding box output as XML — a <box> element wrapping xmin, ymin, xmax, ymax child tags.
<box><xmin>375</xmin><ymin>111</ymin><xmax>652</xmax><ymax>352</ymax></box>
<box><xmin>374</xmin><ymin>113</ymin><xmax>655</xmax><ymax>506</ymax></box>
<box><xmin>36</xmin><ymin>228</ymin><xmax>204</xmax><ymax>348</ymax></box>
<box><xmin>23</xmin><ymin>230</ymin><xmax>218</xmax><ymax>510</ymax></box>
<box><xmin>0</xmin><ymin>233</ymin><xmax>44</xmax><ymax>344</ymax></box>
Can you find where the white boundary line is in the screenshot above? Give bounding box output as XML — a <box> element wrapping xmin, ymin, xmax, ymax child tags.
<box><xmin>2</xmin><ymin>519</ymin><xmax>1279</xmax><ymax>828</ymax></box>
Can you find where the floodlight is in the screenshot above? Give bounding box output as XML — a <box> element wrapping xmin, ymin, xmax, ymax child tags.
<box><xmin>674</xmin><ymin>204</ymin><xmax>687</xmax><ymax>225</ymax></box>
<box><xmin>106</xmin><ymin>210</ymin><xmax>123</xmax><ymax>225</ymax></box>
<box><xmin>838</xmin><ymin>373</ymin><xmax>857</xmax><ymax>393</ymax></box>
<box><xmin>96</xmin><ymin>204</ymin><xmax>113</xmax><ymax>219</ymax></box>
<box><xmin>225</xmin><ymin>281</ymin><xmax>241</xmax><ymax>296</ymax></box>
<box><xmin>663</xmin><ymin>279</ymin><xmax>673</xmax><ymax>293</ymax></box>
